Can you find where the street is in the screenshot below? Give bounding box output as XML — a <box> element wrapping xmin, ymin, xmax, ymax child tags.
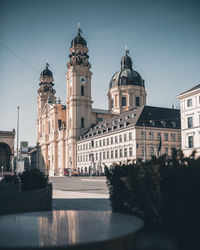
<box><xmin>50</xmin><ymin>176</ymin><xmax>111</xmax><ymax>211</ymax></box>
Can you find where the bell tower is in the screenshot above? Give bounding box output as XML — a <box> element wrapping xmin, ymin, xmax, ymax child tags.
<box><xmin>66</xmin><ymin>26</ymin><xmax>93</xmax><ymax>169</ymax></box>
<box><xmin>37</xmin><ymin>63</ymin><xmax>56</xmax><ymax>142</ymax></box>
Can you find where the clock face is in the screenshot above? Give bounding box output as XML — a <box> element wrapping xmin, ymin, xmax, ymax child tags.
<box><xmin>80</xmin><ymin>77</ymin><xmax>86</xmax><ymax>83</ymax></box>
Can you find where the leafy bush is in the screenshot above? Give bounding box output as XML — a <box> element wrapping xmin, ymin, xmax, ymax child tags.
<box><xmin>19</xmin><ymin>168</ymin><xmax>48</xmax><ymax>191</ymax></box>
<box><xmin>2</xmin><ymin>174</ymin><xmax>19</xmax><ymax>184</ymax></box>
<box><xmin>106</xmin><ymin>149</ymin><xmax>200</xmax><ymax>231</ymax></box>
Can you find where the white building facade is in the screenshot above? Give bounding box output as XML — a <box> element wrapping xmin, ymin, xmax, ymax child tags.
<box><xmin>177</xmin><ymin>84</ymin><xmax>200</xmax><ymax>157</ymax></box>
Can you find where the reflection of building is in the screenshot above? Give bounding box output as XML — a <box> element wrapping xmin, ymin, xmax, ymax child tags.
<box><xmin>38</xmin><ymin>211</ymin><xmax>79</xmax><ymax>246</ymax></box>
<box><xmin>37</xmin><ymin>27</ymin><xmax>181</xmax><ymax>176</ymax></box>
<box><xmin>177</xmin><ymin>84</ymin><xmax>200</xmax><ymax>157</ymax></box>
<box><xmin>0</xmin><ymin>130</ymin><xmax>15</xmax><ymax>172</ymax></box>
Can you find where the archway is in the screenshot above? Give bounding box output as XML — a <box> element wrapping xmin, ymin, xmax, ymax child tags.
<box><xmin>0</xmin><ymin>143</ymin><xmax>12</xmax><ymax>171</ymax></box>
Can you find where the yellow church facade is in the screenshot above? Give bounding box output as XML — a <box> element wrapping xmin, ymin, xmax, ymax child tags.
<box><xmin>37</xmin><ymin>28</ymin><xmax>181</xmax><ymax>176</ymax></box>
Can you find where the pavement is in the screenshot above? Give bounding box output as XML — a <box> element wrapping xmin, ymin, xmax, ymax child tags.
<box><xmin>50</xmin><ymin>176</ymin><xmax>111</xmax><ymax>211</ymax></box>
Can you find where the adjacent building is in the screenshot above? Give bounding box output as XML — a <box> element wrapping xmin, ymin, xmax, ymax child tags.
<box><xmin>37</xmin><ymin>27</ymin><xmax>181</xmax><ymax>176</ymax></box>
<box><xmin>177</xmin><ymin>84</ymin><xmax>200</xmax><ymax>157</ymax></box>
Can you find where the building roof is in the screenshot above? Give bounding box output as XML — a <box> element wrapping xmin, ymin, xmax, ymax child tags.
<box><xmin>78</xmin><ymin>105</ymin><xmax>180</xmax><ymax>142</ymax></box>
<box><xmin>92</xmin><ymin>108</ymin><xmax>110</xmax><ymax>114</ymax></box>
<box><xmin>136</xmin><ymin>106</ymin><xmax>181</xmax><ymax>128</ymax></box>
<box><xmin>109</xmin><ymin>51</ymin><xmax>144</xmax><ymax>89</ymax></box>
<box><xmin>178</xmin><ymin>84</ymin><xmax>200</xmax><ymax>96</ymax></box>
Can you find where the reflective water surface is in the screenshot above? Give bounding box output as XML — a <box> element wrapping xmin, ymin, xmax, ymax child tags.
<box><xmin>0</xmin><ymin>210</ymin><xmax>143</xmax><ymax>248</ymax></box>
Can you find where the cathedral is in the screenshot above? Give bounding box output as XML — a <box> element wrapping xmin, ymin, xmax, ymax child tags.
<box><xmin>37</xmin><ymin>28</ymin><xmax>181</xmax><ymax>176</ymax></box>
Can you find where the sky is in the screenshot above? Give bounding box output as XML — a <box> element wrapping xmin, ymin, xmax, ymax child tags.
<box><xmin>0</xmin><ymin>0</ymin><xmax>199</xmax><ymax>146</ymax></box>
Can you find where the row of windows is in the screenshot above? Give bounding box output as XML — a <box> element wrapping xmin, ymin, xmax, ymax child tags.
<box><xmin>78</xmin><ymin>147</ymin><xmax>133</xmax><ymax>163</ymax></box>
<box><xmin>141</xmin><ymin>146</ymin><xmax>172</xmax><ymax>156</ymax></box>
<box><xmin>141</xmin><ymin>132</ymin><xmax>180</xmax><ymax>141</ymax></box>
<box><xmin>111</xmin><ymin>96</ymin><xmax>140</xmax><ymax>108</ymax></box>
<box><xmin>78</xmin><ymin>132</ymin><xmax>133</xmax><ymax>151</ymax></box>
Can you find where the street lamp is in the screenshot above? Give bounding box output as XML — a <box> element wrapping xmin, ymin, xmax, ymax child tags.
<box><xmin>142</xmin><ymin>123</ymin><xmax>146</xmax><ymax>161</ymax></box>
<box><xmin>16</xmin><ymin>106</ymin><xmax>20</xmax><ymax>174</ymax></box>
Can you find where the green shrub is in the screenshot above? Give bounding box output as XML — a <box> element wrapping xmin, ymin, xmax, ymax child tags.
<box><xmin>106</xmin><ymin>149</ymin><xmax>200</xmax><ymax>231</ymax></box>
<box><xmin>19</xmin><ymin>168</ymin><xmax>48</xmax><ymax>191</ymax></box>
<box><xmin>2</xmin><ymin>174</ymin><xmax>19</xmax><ymax>184</ymax></box>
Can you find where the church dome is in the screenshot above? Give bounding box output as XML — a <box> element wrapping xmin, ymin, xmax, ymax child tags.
<box><xmin>71</xmin><ymin>29</ymin><xmax>87</xmax><ymax>47</ymax></box>
<box><xmin>40</xmin><ymin>63</ymin><xmax>53</xmax><ymax>77</ymax></box>
<box><xmin>109</xmin><ymin>52</ymin><xmax>144</xmax><ymax>89</ymax></box>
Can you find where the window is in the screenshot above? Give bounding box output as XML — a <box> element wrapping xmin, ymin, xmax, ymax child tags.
<box><xmin>164</xmin><ymin>147</ymin><xmax>168</xmax><ymax>155</ymax></box>
<box><xmin>149</xmin><ymin>147</ymin><xmax>154</xmax><ymax>156</ymax></box>
<box><xmin>141</xmin><ymin>131</ymin><xmax>146</xmax><ymax>139</ymax></box>
<box><xmin>115</xmin><ymin>150</ymin><xmax>118</xmax><ymax>158</ymax></box>
<box><xmin>164</xmin><ymin>133</ymin><xmax>168</xmax><ymax>141</ymax></box>
<box><xmin>103</xmin><ymin>139</ymin><xmax>105</xmax><ymax>146</ymax></box>
<box><xmin>188</xmin><ymin>117</ymin><xmax>193</xmax><ymax>128</ymax></box>
<box><xmin>142</xmin><ymin>146</ymin><xmax>146</xmax><ymax>156</ymax></box>
<box><xmin>99</xmin><ymin>152</ymin><xmax>102</xmax><ymax>160</ymax></box>
<box><xmin>157</xmin><ymin>132</ymin><xmax>161</xmax><ymax>140</ymax></box>
<box><xmin>149</xmin><ymin>132</ymin><xmax>154</xmax><ymax>140</ymax></box>
<box><xmin>178</xmin><ymin>133</ymin><xmax>181</xmax><ymax>142</ymax></box>
<box><xmin>171</xmin><ymin>133</ymin><xmax>176</xmax><ymax>141</ymax></box>
<box><xmin>111</xmin><ymin>150</ymin><xmax>114</xmax><ymax>159</ymax></box>
<box><xmin>99</xmin><ymin>140</ymin><xmax>102</xmax><ymax>147</ymax></box>
<box><xmin>124</xmin><ymin>148</ymin><xmax>127</xmax><ymax>157</ymax></box>
<box><xmin>187</xmin><ymin>99</ymin><xmax>192</xmax><ymax>107</ymax></box>
<box><xmin>78</xmin><ymin>156</ymin><xmax>79</xmax><ymax>162</ymax></box>
<box><xmin>98</xmin><ymin>117</ymin><xmax>103</xmax><ymax>122</ymax></box>
<box><xmin>115</xmin><ymin>136</ymin><xmax>118</xmax><ymax>143</ymax></box>
<box><xmin>136</xmin><ymin>97</ymin><xmax>140</xmax><ymax>107</ymax></box>
<box><xmin>129</xmin><ymin>132</ymin><xmax>132</xmax><ymax>140</ymax></box>
<box><xmin>83</xmin><ymin>144</ymin><xmax>85</xmax><ymax>150</ymax></box>
<box><xmin>81</xmin><ymin>86</ymin><xmax>84</xmax><ymax>96</ymax></box>
<box><xmin>119</xmin><ymin>135</ymin><xmax>122</xmax><ymax>142</ymax></box>
<box><xmin>86</xmin><ymin>143</ymin><xmax>88</xmax><ymax>150</ymax></box>
<box><xmin>81</xmin><ymin>117</ymin><xmax>84</xmax><ymax>128</ymax></box>
<box><xmin>86</xmin><ymin>154</ymin><xmax>88</xmax><ymax>162</ymax></box>
<box><xmin>122</xmin><ymin>96</ymin><xmax>126</xmax><ymax>106</ymax></box>
<box><xmin>188</xmin><ymin>136</ymin><xmax>193</xmax><ymax>148</ymax></box>
<box><xmin>129</xmin><ymin>147</ymin><xmax>132</xmax><ymax>157</ymax></box>
<box><xmin>119</xmin><ymin>149</ymin><xmax>123</xmax><ymax>158</ymax></box>
<box><xmin>107</xmin><ymin>151</ymin><xmax>109</xmax><ymax>159</ymax></box>
<box><xmin>111</xmin><ymin>137</ymin><xmax>113</xmax><ymax>144</ymax></box>
<box><xmin>107</xmin><ymin>138</ymin><xmax>109</xmax><ymax>145</ymax></box>
<box><xmin>96</xmin><ymin>153</ymin><xmax>98</xmax><ymax>161</ymax></box>
<box><xmin>124</xmin><ymin>134</ymin><xmax>127</xmax><ymax>142</ymax></box>
<box><xmin>103</xmin><ymin>151</ymin><xmax>106</xmax><ymax>160</ymax></box>
<box><xmin>95</xmin><ymin>141</ymin><xmax>98</xmax><ymax>148</ymax></box>
<box><xmin>111</xmin><ymin>99</ymin><xmax>114</xmax><ymax>108</ymax></box>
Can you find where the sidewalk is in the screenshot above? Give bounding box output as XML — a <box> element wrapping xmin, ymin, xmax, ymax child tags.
<box><xmin>53</xmin><ymin>189</ymin><xmax>109</xmax><ymax>199</ymax></box>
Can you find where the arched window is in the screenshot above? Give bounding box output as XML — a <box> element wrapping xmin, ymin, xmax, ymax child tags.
<box><xmin>81</xmin><ymin>117</ymin><xmax>84</xmax><ymax>128</ymax></box>
<box><xmin>122</xmin><ymin>96</ymin><xmax>126</xmax><ymax>106</ymax></box>
<box><xmin>81</xmin><ymin>86</ymin><xmax>84</xmax><ymax>96</ymax></box>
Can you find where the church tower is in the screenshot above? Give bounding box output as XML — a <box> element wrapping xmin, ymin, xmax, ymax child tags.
<box><xmin>108</xmin><ymin>49</ymin><xmax>146</xmax><ymax>114</ymax></box>
<box><xmin>66</xmin><ymin>27</ymin><xmax>93</xmax><ymax>169</ymax></box>
<box><xmin>37</xmin><ymin>63</ymin><xmax>56</xmax><ymax>141</ymax></box>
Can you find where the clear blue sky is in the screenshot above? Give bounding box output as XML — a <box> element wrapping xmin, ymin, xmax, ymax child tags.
<box><xmin>0</xmin><ymin>0</ymin><xmax>199</xmax><ymax>146</ymax></box>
